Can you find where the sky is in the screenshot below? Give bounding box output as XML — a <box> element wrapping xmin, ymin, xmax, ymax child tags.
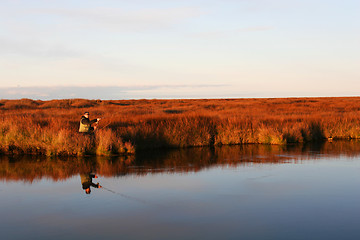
<box><xmin>0</xmin><ymin>0</ymin><xmax>359</xmax><ymax>100</ymax></box>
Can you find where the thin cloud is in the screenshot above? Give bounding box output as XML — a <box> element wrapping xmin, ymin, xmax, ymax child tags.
<box><xmin>192</xmin><ymin>26</ymin><xmax>274</xmax><ymax>38</ymax></box>
<box><xmin>0</xmin><ymin>37</ymin><xmax>82</xmax><ymax>59</ymax></box>
<box><xmin>38</xmin><ymin>7</ymin><xmax>205</xmax><ymax>32</ymax></box>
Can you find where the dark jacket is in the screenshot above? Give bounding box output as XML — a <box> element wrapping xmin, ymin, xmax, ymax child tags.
<box><xmin>81</xmin><ymin>173</ymin><xmax>100</xmax><ymax>190</ymax></box>
<box><xmin>79</xmin><ymin>116</ymin><xmax>98</xmax><ymax>133</ymax></box>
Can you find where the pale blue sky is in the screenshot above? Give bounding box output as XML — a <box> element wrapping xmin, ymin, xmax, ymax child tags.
<box><xmin>0</xmin><ymin>0</ymin><xmax>359</xmax><ymax>99</ymax></box>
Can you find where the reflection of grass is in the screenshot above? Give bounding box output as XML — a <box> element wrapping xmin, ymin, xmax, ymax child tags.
<box><xmin>0</xmin><ymin>155</ymin><xmax>135</xmax><ymax>183</ymax></box>
<box><xmin>2</xmin><ymin>141</ymin><xmax>360</xmax><ymax>182</ymax></box>
<box><xmin>1</xmin><ymin>97</ymin><xmax>360</xmax><ymax>156</ymax></box>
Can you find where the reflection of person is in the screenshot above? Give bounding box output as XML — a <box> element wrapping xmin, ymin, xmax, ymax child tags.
<box><xmin>81</xmin><ymin>173</ymin><xmax>102</xmax><ymax>194</ymax></box>
<box><xmin>79</xmin><ymin>112</ymin><xmax>101</xmax><ymax>133</ymax></box>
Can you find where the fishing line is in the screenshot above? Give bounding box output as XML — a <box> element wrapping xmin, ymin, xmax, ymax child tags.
<box><xmin>100</xmin><ymin>185</ymin><xmax>152</xmax><ymax>206</ymax></box>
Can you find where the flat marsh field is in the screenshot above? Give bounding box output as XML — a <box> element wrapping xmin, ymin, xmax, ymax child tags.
<box><xmin>1</xmin><ymin>97</ymin><xmax>360</xmax><ymax>156</ymax></box>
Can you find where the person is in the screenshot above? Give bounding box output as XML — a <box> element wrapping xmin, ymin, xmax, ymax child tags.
<box><xmin>80</xmin><ymin>173</ymin><xmax>102</xmax><ymax>194</ymax></box>
<box><xmin>79</xmin><ymin>112</ymin><xmax>101</xmax><ymax>133</ymax></box>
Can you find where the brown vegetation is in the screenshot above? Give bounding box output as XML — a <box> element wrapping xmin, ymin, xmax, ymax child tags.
<box><xmin>1</xmin><ymin>97</ymin><xmax>360</xmax><ymax>156</ymax></box>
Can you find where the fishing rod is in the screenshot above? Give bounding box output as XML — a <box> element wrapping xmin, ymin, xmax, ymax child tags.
<box><xmin>96</xmin><ymin>114</ymin><xmax>115</xmax><ymax>130</ymax></box>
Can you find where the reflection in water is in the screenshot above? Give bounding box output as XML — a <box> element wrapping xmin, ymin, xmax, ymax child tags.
<box><xmin>80</xmin><ymin>173</ymin><xmax>102</xmax><ymax>194</ymax></box>
<box><xmin>1</xmin><ymin>140</ymin><xmax>360</xmax><ymax>183</ymax></box>
<box><xmin>2</xmin><ymin>140</ymin><xmax>360</xmax><ymax>240</ymax></box>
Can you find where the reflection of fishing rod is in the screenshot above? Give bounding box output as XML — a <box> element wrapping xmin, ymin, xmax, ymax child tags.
<box><xmin>101</xmin><ymin>186</ymin><xmax>149</xmax><ymax>205</ymax></box>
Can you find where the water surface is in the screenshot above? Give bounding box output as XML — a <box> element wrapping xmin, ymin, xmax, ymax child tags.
<box><xmin>1</xmin><ymin>142</ymin><xmax>360</xmax><ymax>240</ymax></box>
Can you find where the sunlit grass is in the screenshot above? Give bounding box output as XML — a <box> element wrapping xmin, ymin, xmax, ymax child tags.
<box><xmin>1</xmin><ymin>97</ymin><xmax>360</xmax><ymax>156</ymax></box>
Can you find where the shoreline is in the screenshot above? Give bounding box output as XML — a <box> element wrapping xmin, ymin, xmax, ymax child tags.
<box><xmin>3</xmin><ymin>140</ymin><xmax>360</xmax><ymax>182</ymax></box>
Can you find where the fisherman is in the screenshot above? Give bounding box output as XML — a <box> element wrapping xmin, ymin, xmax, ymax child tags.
<box><xmin>80</xmin><ymin>173</ymin><xmax>102</xmax><ymax>194</ymax></box>
<box><xmin>79</xmin><ymin>111</ymin><xmax>101</xmax><ymax>133</ymax></box>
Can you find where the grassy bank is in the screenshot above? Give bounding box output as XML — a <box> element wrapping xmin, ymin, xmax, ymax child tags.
<box><xmin>1</xmin><ymin>97</ymin><xmax>360</xmax><ymax>156</ymax></box>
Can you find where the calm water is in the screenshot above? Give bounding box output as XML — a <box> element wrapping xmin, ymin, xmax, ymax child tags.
<box><xmin>1</xmin><ymin>142</ymin><xmax>360</xmax><ymax>240</ymax></box>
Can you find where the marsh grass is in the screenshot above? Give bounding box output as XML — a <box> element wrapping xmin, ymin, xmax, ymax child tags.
<box><xmin>1</xmin><ymin>97</ymin><xmax>360</xmax><ymax>156</ymax></box>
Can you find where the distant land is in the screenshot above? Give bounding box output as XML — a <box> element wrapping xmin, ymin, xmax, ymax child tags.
<box><xmin>0</xmin><ymin>85</ymin><xmax>234</xmax><ymax>100</ymax></box>
<box><xmin>1</xmin><ymin>86</ymin><xmax>358</xmax><ymax>100</ymax></box>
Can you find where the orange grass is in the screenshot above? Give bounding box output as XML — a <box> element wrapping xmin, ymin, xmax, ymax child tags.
<box><xmin>1</xmin><ymin>97</ymin><xmax>360</xmax><ymax>156</ymax></box>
